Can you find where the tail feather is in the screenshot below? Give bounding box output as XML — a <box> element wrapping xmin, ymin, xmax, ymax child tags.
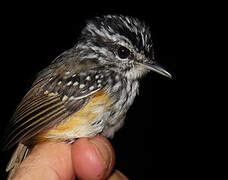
<box><xmin>6</xmin><ymin>143</ymin><xmax>29</xmax><ymax>180</ymax></box>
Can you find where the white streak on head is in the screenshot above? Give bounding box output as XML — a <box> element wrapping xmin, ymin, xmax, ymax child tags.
<box><xmin>124</xmin><ymin>65</ymin><xmax>149</xmax><ymax>80</ymax></box>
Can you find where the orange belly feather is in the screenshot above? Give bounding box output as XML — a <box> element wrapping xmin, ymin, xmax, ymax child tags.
<box><xmin>35</xmin><ymin>90</ymin><xmax>113</xmax><ymax>142</ymax></box>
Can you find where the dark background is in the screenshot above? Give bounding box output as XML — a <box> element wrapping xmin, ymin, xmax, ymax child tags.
<box><xmin>0</xmin><ymin>2</ymin><xmax>178</xmax><ymax>179</ymax></box>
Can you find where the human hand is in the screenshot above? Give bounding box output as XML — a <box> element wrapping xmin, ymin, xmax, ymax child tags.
<box><xmin>11</xmin><ymin>135</ymin><xmax>128</xmax><ymax>180</ymax></box>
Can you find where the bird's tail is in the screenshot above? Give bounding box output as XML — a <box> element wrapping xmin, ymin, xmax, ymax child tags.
<box><xmin>6</xmin><ymin>143</ymin><xmax>29</xmax><ymax>180</ymax></box>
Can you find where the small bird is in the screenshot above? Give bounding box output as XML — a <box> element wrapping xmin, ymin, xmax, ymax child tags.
<box><xmin>2</xmin><ymin>15</ymin><xmax>171</xmax><ymax>179</ymax></box>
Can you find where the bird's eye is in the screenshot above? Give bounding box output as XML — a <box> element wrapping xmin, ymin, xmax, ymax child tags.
<box><xmin>117</xmin><ymin>46</ymin><xmax>130</xmax><ymax>59</ymax></box>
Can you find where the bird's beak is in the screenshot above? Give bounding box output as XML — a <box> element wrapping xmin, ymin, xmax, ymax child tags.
<box><xmin>135</xmin><ymin>61</ymin><xmax>172</xmax><ymax>78</ymax></box>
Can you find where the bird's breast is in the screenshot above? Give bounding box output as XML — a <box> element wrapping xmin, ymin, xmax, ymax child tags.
<box><xmin>35</xmin><ymin>79</ymin><xmax>139</xmax><ymax>142</ymax></box>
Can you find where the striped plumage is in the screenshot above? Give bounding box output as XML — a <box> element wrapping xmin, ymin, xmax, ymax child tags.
<box><xmin>3</xmin><ymin>61</ymin><xmax>113</xmax><ymax>150</ymax></box>
<box><xmin>2</xmin><ymin>15</ymin><xmax>171</xmax><ymax>179</ymax></box>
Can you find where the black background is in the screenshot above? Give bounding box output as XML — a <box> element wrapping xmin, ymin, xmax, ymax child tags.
<box><xmin>0</xmin><ymin>2</ymin><xmax>178</xmax><ymax>179</ymax></box>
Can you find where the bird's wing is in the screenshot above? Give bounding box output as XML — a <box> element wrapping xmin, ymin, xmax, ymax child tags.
<box><xmin>2</xmin><ymin>62</ymin><xmax>108</xmax><ymax>150</ymax></box>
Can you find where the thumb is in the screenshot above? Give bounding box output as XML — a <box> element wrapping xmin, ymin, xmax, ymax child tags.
<box><xmin>72</xmin><ymin>135</ymin><xmax>115</xmax><ymax>180</ymax></box>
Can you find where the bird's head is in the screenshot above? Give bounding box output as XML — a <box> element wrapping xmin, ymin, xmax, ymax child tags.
<box><xmin>76</xmin><ymin>15</ymin><xmax>171</xmax><ymax>80</ymax></box>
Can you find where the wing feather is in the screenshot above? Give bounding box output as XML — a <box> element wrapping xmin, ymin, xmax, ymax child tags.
<box><xmin>2</xmin><ymin>63</ymin><xmax>108</xmax><ymax>151</ymax></box>
<box><xmin>2</xmin><ymin>93</ymin><xmax>70</xmax><ymax>150</ymax></box>
<box><xmin>12</xmin><ymin>96</ymin><xmax>58</xmax><ymax>124</ymax></box>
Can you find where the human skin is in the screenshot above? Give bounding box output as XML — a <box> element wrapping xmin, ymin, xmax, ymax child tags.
<box><xmin>10</xmin><ymin>135</ymin><xmax>128</xmax><ymax>180</ymax></box>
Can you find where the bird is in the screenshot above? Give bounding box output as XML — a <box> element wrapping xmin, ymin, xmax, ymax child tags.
<box><xmin>1</xmin><ymin>15</ymin><xmax>172</xmax><ymax>179</ymax></box>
